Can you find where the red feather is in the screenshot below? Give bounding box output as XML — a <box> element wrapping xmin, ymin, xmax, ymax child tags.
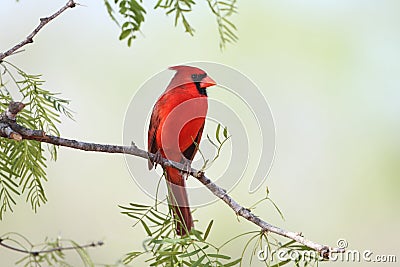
<box><xmin>148</xmin><ymin>66</ymin><xmax>216</xmax><ymax>235</ymax></box>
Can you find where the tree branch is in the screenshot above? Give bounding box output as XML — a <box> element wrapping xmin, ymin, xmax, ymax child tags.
<box><xmin>0</xmin><ymin>0</ymin><xmax>76</xmax><ymax>61</ymax></box>
<box><xmin>0</xmin><ymin>102</ymin><xmax>345</xmax><ymax>259</ymax></box>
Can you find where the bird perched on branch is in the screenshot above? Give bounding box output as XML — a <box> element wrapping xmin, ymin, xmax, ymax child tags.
<box><xmin>148</xmin><ymin>65</ymin><xmax>216</xmax><ymax>236</ymax></box>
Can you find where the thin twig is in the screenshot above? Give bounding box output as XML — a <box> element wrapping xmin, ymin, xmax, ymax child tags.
<box><xmin>0</xmin><ymin>237</ymin><xmax>103</xmax><ymax>256</ymax></box>
<box><xmin>0</xmin><ymin>102</ymin><xmax>345</xmax><ymax>259</ymax></box>
<box><xmin>0</xmin><ymin>0</ymin><xmax>76</xmax><ymax>61</ymax></box>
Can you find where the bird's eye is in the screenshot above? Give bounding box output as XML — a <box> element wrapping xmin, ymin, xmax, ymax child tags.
<box><xmin>191</xmin><ymin>74</ymin><xmax>198</xmax><ymax>80</ymax></box>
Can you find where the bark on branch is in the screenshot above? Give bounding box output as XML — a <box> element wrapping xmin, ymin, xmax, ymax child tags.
<box><xmin>0</xmin><ymin>101</ymin><xmax>345</xmax><ymax>259</ymax></box>
<box><xmin>0</xmin><ymin>0</ymin><xmax>76</xmax><ymax>61</ymax></box>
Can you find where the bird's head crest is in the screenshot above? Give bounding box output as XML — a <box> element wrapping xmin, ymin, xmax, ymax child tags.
<box><xmin>167</xmin><ymin>65</ymin><xmax>216</xmax><ymax>93</ymax></box>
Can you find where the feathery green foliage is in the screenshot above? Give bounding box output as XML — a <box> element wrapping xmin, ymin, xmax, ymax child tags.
<box><xmin>106</xmin><ymin>0</ymin><xmax>147</xmax><ymax>47</ymax></box>
<box><xmin>206</xmin><ymin>0</ymin><xmax>238</xmax><ymax>49</ymax></box>
<box><xmin>201</xmin><ymin>123</ymin><xmax>231</xmax><ymax>170</ymax></box>
<box><xmin>120</xmin><ymin>193</ymin><xmax>321</xmax><ymax>266</ymax></box>
<box><xmin>120</xmin><ymin>202</ymin><xmax>242</xmax><ymax>266</ymax></box>
<box><xmin>0</xmin><ymin>61</ymin><xmax>72</xmax><ymax>220</ymax></box>
<box><xmin>249</xmin><ymin>186</ymin><xmax>285</xmax><ymax>221</ymax></box>
<box><xmin>155</xmin><ymin>0</ymin><xmax>196</xmax><ymax>35</ymax></box>
<box><xmin>104</xmin><ymin>0</ymin><xmax>238</xmax><ymax>49</ymax></box>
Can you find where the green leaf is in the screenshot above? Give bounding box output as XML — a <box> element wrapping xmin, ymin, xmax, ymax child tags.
<box><xmin>104</xmin><ymin>0</ymin><xmax>120</xmax><ymax>26</ymax></box>
<box><xmin>119</xmin><ymin>29</ymin><xmax>132</xmax><ymax>40</ymax></box>
<box><xmin>279</xmin><ymin>240</ymin><xmax>296</xmax><ymax>249</ymax></box>
<box><xmin>179</xmin><ymin>248</ymin><xmax>203</xmax><ymax>258</ymax></box>
<box><xmin>207</xmin><ymin>253</ymin><xmax>231</xmax><ymax>260</ymax></box>
<box><xmin>151</xmin><ymin>238</ymin><xmax>179</xmax><ymax>244</ymax></box>
<box><xmin>158</xmin><ymin>250</ymin><xmax>181</xmax><ymax>256</ymax></box>
<box><xmin>191</xmin><ymin>254</ymin><xmax>206</xmax><ymax>267</ymax></box>
<box><xmin>122</xmin><ymin>21</ymin><xmax>131</xmax><ymax>29</ymax></box>
<box><xmin>141</xmin><ymin>220</ymin><xmax>152</xmax><ymax>236</ymax></box>
<box><xmin>127</xmin><ymin>36</ymin><xmax>134</xmax><ymax>47</ymax></box>
<box><xmin>224</xmin><ymin>258</ymin><xmax>241</xmax><ymax>266</ymax></box>
<box><xmin>128</xmin><ymin>202</ymin><xmax>151</xmax><ymax>208</ymax></box>
<box><xmin>123</xmin><ymin>251</ymin><xmax>144</xmax><ymax>264</ymax></box>
<box><xmin>223</xmin><ymin>126</ymin><xmax>228</xmax><ymax>138</ymax></box>
<box><xmin>204</xmin><ymin>220</ymin><xmax>213</xmax><ymax>240</ymax></box>
<box><xmin>70</xmin><ymin>240</ymin><xmax>95</xmax><ymax>267</ymax></box>
<box><xmin>270</xmin><ymin>259</ymin><xmax>292</xmax><ymax>267</ymax></box>
<box><xmin>191</xmin><ymin>229</ymin><xmax>204</xmax><ymax>241</ymax></box>
<box><xmin>216</xmin><ymin>123</ymin><xmax>221</xmax><ymax>144</ymax></box>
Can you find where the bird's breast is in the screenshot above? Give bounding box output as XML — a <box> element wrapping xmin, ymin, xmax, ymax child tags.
<box><xmin>157</xmin><ymin>94</ymin><xmax>207</xmax><ymax>161</ymax></box>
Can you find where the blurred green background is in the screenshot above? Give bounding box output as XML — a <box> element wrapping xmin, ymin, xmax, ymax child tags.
<box><xmin>1</xmin><ymin>0</ymin><xmax>399</xmax><ymax>266</ymax></box>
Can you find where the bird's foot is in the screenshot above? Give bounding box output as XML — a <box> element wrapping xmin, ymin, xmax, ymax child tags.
<box><xmin>180</xmin><ymin>158</ymin><xmax>192</xmax><ymax>180</ymax></box>
<box><xmin>152</xmin><ymin>150</ymin><xmax>163</xmax><ymax>169</ymax></box>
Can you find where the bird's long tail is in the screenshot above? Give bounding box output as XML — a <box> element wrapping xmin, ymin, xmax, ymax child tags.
<box><xmin>165</xmin><ymin>167</ymin><xmax>193</xmax><ymax>236</ymax></box>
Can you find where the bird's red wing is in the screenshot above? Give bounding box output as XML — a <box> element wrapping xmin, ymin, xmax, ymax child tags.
<box><xmin>182</xmin><ymin>122</ymin><xmax>204</xmax><ymax>161</ymax></box>
<box><xmin>148</xmin><ymin>109</ymin><xmax>161</xmax><ymax>170</ymax></box>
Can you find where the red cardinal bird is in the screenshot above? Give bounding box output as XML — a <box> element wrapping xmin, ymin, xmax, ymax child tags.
<box><xmin>148</xmin><ymin>65</ymin><xmax>216</xmax><ymax>236</ymax></box>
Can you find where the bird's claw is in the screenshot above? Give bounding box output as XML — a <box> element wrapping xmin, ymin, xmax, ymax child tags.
<box><xmin>152</xmin><ymin>150</ymin><xmax>163</xmax><ymax>169</ymax></box>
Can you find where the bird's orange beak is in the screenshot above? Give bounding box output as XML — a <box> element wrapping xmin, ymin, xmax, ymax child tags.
<box><xmin>200</xmin><ymin>76</ymin><xmax>216</xmax><ymax>88</ymax></box>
